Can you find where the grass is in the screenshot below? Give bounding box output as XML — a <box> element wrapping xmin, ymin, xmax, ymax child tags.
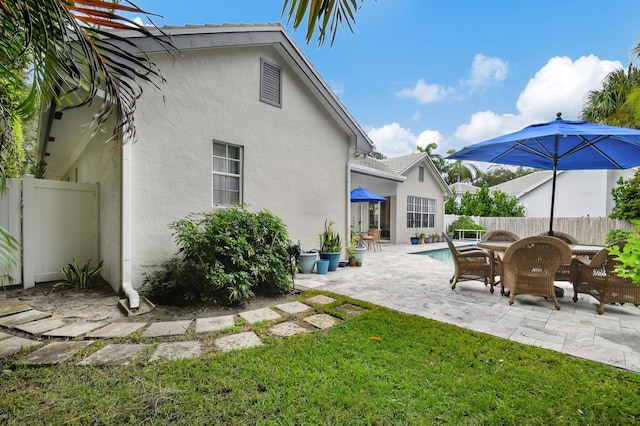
<box><xmin>1</xmin><ymin>290</ymin><xmax>640</xmax><ymax>425</ymax></box>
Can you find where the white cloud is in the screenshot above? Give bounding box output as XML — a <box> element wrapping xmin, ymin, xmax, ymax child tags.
<box><xmin>396</xmin><ymin>79</ymin><xmax>455</xmax><ymax>104</ymax></box>
<box><xmin>453</xmin><ymin>55</ymin><xmax>622</xmax><ymax>145</ymax></box>
<box><xmin>367</xmin><ymin>123</ymin><xmax>444</xmax><ymax>157</ymax></box>
<box><xmin>133</xmin><ymin>17</ymin><xmax>144</xmax><ymax>26</ymax></box>
<box><xmin>466</xmin><ymin>54</ymin><xmax>508</xmax><ymax>90</ymax></box>
<box><xmin>329</xmin><ymin>80</ymin><xmax>345</xmax><ymax>95</ymax></box>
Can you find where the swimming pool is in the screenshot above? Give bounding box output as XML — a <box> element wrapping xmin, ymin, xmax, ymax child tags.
<box><xmin>413</xmin><ymin>245</ymin><xmax>476</xmax><ymax>262</ymax></box>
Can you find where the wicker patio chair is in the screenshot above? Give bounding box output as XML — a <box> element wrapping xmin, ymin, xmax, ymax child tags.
<box><xmin>570</xmin><ymin>241</ymin><xmax>640</xmax><ymax>314</ymax></box>
<box><xmin>498</xmin><ymin>236</ymin><xmax>572</xmax><ymax>309</ymax></box>
<box><xmin>481</xmin><ymin>230</ymin><xmax>520</xmax><ymax>242</ymax></box>
<box><xmin>537</xmin><ymin>231</ymin><xmax>580</xmax><ymax>281</ymax></box>
<box><xmin>361</xmin><ymin>228</ymin><xmax>381</xmax><ymax>251</ymax></box>
<box><xmin>537</xmin><ymin>231</ymin><xmax>578</xmax><ymax>244</ymax></box>
<box><xmin>443</xmin><ymin>232</ymin><xmax>495</xmax><ymax>293</ymax></box>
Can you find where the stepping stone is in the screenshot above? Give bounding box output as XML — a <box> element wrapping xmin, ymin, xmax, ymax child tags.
<box><xmin>239</xmin><ymin>308</ymin><xmax>281</xmax><ymax>324</ymax></box>
<box><xmin>19</xmin><ymin>341</ymin><xmax>94</xmax><ymax>365</ymax></box>
<box><xmin>335</xmin><ymin>303</ymin><xmax>367</xmax><ymax>316</ymax></box>
<box><xmin>0</xmin><ymin>336</ymin><xmax>42</xmax><ymax>358</ymax></box>
<box><xmin>87</xmin><ymin>322</ymin><xmax>147</xmax><ymax>338</ymax></box>
<box><xmin>214</xmin><ymin>331</ymin><xmax>262</xmax><ymax>352</ymax></box>
<box><xmin>303</xmin><ymin>314</ymin><xmax>340</xmax><ymax>330</ymax></box>
<box><xmin>0</xmin><ymin>331</ymin><xmax>12</xmax><ymax>341</ymax></box>
<box><xmin>275</xmin><ymin>301</ymin><xmax>312</xmax><ymax>315</ymax></box>
<box><xmin>269</xmin><ymin>321</ymin><xmax>311</xmax><ymax>337</ymax></box>
<box><xmin>306</xmin><ymin>295</ymin><xmax>336</xmax><ymax>305</ymax></box>
<box><xmin>142</xmin><ymin>320</ymin><xmax>191</xmax><ymax>337</ymax></box>
<box><xmin>16</xmin><ymin>318</ymin><xmax>70</xmax><ymax>335</ymax></box>
<box><xmin>149</xmin><ymin>341</ymin><xmax>202</xmax><ymax>362</ymax></box>
<box><xmin>0</xmin><ymin>298</ymin><xmax>32</xmax><ymax>317</ymax></box>
<box><xmin>43</xmin><ymin>321</ymin><xmax>106</xmax><ymax>338</ymax></box>
<box><xmin>0</xmin><ymin>309</ymin><xmax>52</xmax><ymax>327</ymax></box>
<box><xmin>77</xmin><ymin>344</ymin><xmax>149</xmax><ymax>366</ymax></box>
<box><xmin>195</xmin><ymin>315</ymin><xmax>235</xmax><ymax>334</ymax></box>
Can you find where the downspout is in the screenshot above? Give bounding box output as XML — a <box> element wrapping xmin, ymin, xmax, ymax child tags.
<box><xmin>121</xmin><ymin>140</ymin><xmax>140</xmax><ymax>309</ymax></box>
<box><xmin>346</xmin><ymin>158</ymin><xmax>352</xmax><ymax>247</ymax></box>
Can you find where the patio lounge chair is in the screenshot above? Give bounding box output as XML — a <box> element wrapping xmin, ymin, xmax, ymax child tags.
<box><xmin>570</xmin><ymin>241</ymin><xmax>640</xmax><ymax>314</ymax></box>
<box><xmin>481</xmin><ymin>230</ymin><xmax>520</xmax><ymax>242</ymax></box>
<box><xmin>498</xmin><ymin>236</ymin><xmax>571</xmax><ymax>310</ymax></box>
<box><xmin>443</xmin><ymin>232</ymin><xmax>495</xmax><ymax>293</ymax></box>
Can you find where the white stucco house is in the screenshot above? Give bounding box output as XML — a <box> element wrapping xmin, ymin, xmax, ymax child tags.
<box><xmin>491</xmin><ymin>169</ymin><xmax>637</xmax><ymax>217</ymax></box>
<box><xmin>37</xmin><ymin>24</ymin><xmax>375</xmax><ymax>296</ymax></box>
<box><xmin>349</xmin><ymin>152</ymin><xmax>452</xmax><ymax>243</ymax></box>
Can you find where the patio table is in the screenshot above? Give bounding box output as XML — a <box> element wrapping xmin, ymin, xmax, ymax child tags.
<box><xmin>477</xmin><ymin>241</ymin><xmax>604</xmax><ymax>257</ymax></box>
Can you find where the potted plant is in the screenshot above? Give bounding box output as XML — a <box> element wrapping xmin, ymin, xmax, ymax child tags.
<box><xmin>346</xmin><ymin>241</ymin><xmax>356</xmax><ymax>266</ymax></box>
<box><xmin>297</xmin><ymin>250</ymin><xmax>317</xmax><ymax>273</ymax></box>
<box><xmin>432</xmin><ymin>233</ymin><xmax>439</xmax><ymax>243</ymax></box>
<box><xmin>410</xmin><ymin>232</ymin><xmax>420</xmax><ymax>245</ymax></box>
<box><xmin>319</xmin><ymin>219</ymin><xmax>342</xmax><ymax>271</ymax></box>
<box><xmin>418</xmin><ymin>232</ymin><xmax>425</xmax><ymax>244</ymax></box>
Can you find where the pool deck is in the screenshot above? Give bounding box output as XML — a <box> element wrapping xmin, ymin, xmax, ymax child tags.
<box><xmin>296</xmin><ymin>240</ymin><xmax>640</xmax><ymax>373</ymax></box>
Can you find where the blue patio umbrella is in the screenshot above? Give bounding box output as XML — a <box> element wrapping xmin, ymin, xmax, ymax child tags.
<box><xmin>350</xmin><ymin>186</ymin><xmax>386</xmax><ymax>202</ymax></box>
<box><xmin>350</xmin><ymin>186</ymin><xmax>386</xmax><ymax>231</ymax></box>
<box><xmin>447</xmin><ymin>113</ymin><xmax>640</xmax><ymax>235</ymax></box>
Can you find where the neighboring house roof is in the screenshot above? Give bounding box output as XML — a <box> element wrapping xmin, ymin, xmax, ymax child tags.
<box><xmin>39</xmin><ymin>23</ymin><xmax>374</xmax><ymax>172</ymax></box>
<box><xmin>449</xmin><ymin>182</ymin><xmax>479</xmax><ymax>195</ymax></box>
<box><xmin>490</xmin><ymin>170</ymin><xmax>558</xmax><ymax>197</ymax></box>
<box><xmin>350</xmin><ymin>156</ymin><xmax>405</xmax><ymax>182</ymax></box>
<box><xmin>382</xmin><ymin>153</ymin><xmax>451</xmax><ymax>196</ymax></box>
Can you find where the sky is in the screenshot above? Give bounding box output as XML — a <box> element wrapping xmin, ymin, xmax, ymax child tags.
<box><xmin>124</xmin><ymin>0</ymin><xmax>640</xmax><ymax>158</ymax></box>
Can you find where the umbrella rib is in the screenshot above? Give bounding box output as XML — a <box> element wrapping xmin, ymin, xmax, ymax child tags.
<box><xmin>491</xmin><ymin>138</ymin><xmax>553</xmax><ymax>163</ymax></box>
<box><xmin>559</xmin><ymin>135</ymin><xmax>625</xmax><ymax>169</ymax></box>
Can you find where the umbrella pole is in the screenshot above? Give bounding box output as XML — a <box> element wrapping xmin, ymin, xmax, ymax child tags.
<box><xmin>548</xmin><ymin>135</ymin><xmax>559</xmax><ymax>236</ymax></box>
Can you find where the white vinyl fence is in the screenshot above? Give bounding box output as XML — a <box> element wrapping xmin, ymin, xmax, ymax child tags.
<box><xmin>2</xmin><ymin>175</ymin><xmax>99</xmax><ymax>289</ymax></box>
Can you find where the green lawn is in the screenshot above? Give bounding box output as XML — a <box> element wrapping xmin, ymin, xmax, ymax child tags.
<box><xmin>1</xmin><ymin>291</ymin><xmax>640</xmax><ymax>425</ymax></box>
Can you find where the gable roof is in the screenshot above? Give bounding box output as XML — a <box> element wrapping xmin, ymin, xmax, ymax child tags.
<box><xmin>39</xmin><ymin>23</ymin><xmax>374</xmax><ymax>176</ymax></box>
<box><xmin>490</xmin><ymin>170</ymin><xmax>558</xmax><ymax>197</ymax></box>
<box><xmin>449</xmin><ymin>182</ymin><xmax>479</xmax><ymax>194</ymax></box>
<box><xmin>111</xmin><ymin>23</ymin><xmax>374</xmax><ymax>152</ymax></box>
<box><xmin>351</xmin><ymin>152</ymin><xmax>451</xmax><ymax>195</ymax></box>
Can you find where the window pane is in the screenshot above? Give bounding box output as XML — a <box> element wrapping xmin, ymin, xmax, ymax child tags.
<box><xmin>228</xmin><ymin>159</ymin><xmax>240</xmax><ymax>175</ymax></box>
<box><xmin>228</xmin><ymin>146</ymin><xmax>240</xmax><ymax>160</ymax></box>
<box><xmin>213</xmin><ymin>189</ymin><xmax>225</xmax><ymax>204</ymax></box>
<box><xmin>213</xmin><ymin>142</ymin><xmax>226</xmax><ymax>157</ymax></box>
<box><xmin>213</xmin><ymin>157</ymin><xmax>226</xmax><ymax>173</ymax></box>
<box><xmin>227</xmin><ymin>176</ymin><xmax>239</xmax><ymax>191</ymax></box>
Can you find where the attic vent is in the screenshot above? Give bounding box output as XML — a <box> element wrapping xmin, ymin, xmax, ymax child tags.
<box><xmin>260</xmin><ymin>58</ymin><xmax>282</xmax><ymax>107</ymax></box>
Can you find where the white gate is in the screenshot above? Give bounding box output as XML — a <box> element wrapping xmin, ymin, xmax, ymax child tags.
<box><xmin>1</xmin><ymin>179</ymin><xmax>22</xmax><ymax>285</ymax></box>
<box><xmin>2</xmin><ymin>175</ymin><xmax>99</xmax><ymax>289</ymax></box>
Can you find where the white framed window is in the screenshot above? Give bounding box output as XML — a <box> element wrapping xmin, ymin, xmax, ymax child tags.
<box><xmin>419</xmin><ymin>166</ymin><xmax>425</xmax><ymax>182</ymax></box>
<box><xmin>406</xmin><ymin>196</ymin><xmax>435</xmax><ymax>228</ymax></box>
<box><xmin>260</xmin><ymin>58</ymin><xmax>282</xmax><ymax>107</ymax></box>
<box><xmin>212</xmin><ymin>141</ymin><xmax>242</xmax><ymax>206</ymax></box>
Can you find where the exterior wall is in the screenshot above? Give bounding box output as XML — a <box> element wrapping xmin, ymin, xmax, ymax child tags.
<box><xmin>393</xmin><ymin>163</ymin><xmax>446</xmax><ymax>244</ymax></box>
<box><xmin>60</xmin><ymin>128</ymin><xmax>122</xmax><ymax>291</ymax></box>
<box><xmin>129</xmin><ymin>46</ymin><xmax>351</xmax><ymax>286</ymax></box>
<box><xmin>519</xmin><ymin>169</ymin><xmax>636</xmax><ymax>218</ymax></box>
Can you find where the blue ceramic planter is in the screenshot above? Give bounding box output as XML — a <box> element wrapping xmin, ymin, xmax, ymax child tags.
<box><xmin>316</xmin><ymin>259</ymin><xmax>330</xmax><ymax>274</ymax></box>
<box><xmin>319</xmin><ymin>251</ymin><xmax>341</xmax><ymax>271</ymax></box>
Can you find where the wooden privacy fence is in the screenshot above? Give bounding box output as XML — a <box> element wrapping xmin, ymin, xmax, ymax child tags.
<box><xmin>445</xmin><ymin>215</ymin><xmax>635</xmax><ymax>246</ymax></box>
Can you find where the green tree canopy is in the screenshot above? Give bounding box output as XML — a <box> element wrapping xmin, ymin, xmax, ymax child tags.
<box><xmin>610</xmin><ymin>169</ymin><xmax>640</xmax><ymax>221</ymax></box>
<box><xmin>450</xmin><ymin>185</ymin><xmax>524</xmax><ymax>217</ymax></box>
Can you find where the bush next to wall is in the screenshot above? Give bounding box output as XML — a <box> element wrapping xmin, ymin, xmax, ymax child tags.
<box><xmin>143</xmin><ymin>206</ymin><xmax>292</xmax><ymax>306</ymax></box>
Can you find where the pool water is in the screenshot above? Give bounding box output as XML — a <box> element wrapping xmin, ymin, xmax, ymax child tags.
<box><xmin>413</xmin><ymin>245</ymin><xmax>476</xmax><ymax>262</ymax></box>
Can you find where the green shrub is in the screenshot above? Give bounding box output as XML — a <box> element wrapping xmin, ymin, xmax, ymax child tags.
<box><xmin>447</xmin><ymin>216</ymin><xmax>486</xmax><ymax>239</ymax></box>
<box><xmin>607</xmin><ymin>219</ymin><xmax>640</xmax><ymax>285</ymax></box>
<box><xmin>605</xmin><ymin>228</ymin><xmax>634</xmax><ymax>245</ymax></box>
<box><xmin>143</xmin><ymin>207</ymin><xmax>292</xmax><ymax>306</ymax></box>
